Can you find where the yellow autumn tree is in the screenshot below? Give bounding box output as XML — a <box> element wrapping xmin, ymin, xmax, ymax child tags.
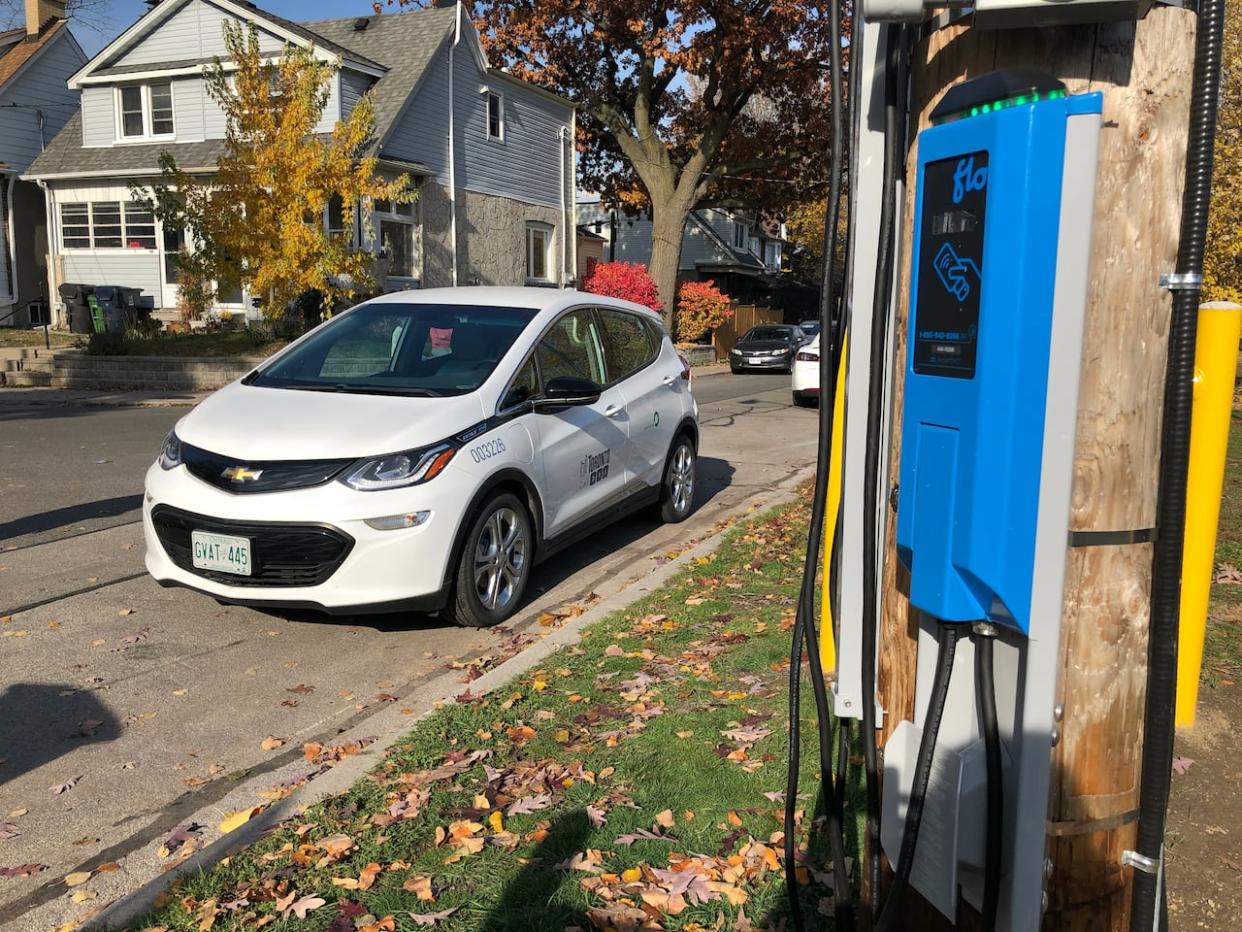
<box><xmin>138</xmin><ymin>22</ymin><xmax>415</xmax><ymax>319</ymax></box>
<box><xmin>1204</xmin><ymin>0</ymin><xmax>1241</xmax><ymax>304</ymax></box>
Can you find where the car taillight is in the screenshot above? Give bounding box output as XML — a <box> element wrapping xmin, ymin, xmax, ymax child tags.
<box><xmin>678</xmin><ymin>354</ymin><xmax>692</xmax><ymax>382</ymax></box>
<box><xmin>796</xmin><ymin>351</ymin><xmax>819</xmax><ymax>362</ymax></box>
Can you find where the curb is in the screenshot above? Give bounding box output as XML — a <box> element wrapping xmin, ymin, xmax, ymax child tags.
<box><xmin>72</xmin><ymin>467</ymin><xmax>814</xmax><ymax>931</ymax></box>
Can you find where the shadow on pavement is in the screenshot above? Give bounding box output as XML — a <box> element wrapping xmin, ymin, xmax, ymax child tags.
<box><xmin>0</xmin><ymin>683</ymin><xmax>121</xmax><ymax>786</ymax></box>
<box><xmin>0</xmin><ymin>494</ymin><xmax>145</xmax><ymax>543</ymax></box>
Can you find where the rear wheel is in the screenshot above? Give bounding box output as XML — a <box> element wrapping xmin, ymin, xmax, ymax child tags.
<box><xmin>658</xmin><ymin>435</ymin><xmax>696</xmax><ymax>523</ymax></box>
<box><xmin>451</xmin><ymin>492</ymin><xmax>533</xmax><ymax>628</ymax></box>
<box><xmin>792</xmin><ymin>391</ymin><xmax>817</xmax><ymax>408</ymax></box>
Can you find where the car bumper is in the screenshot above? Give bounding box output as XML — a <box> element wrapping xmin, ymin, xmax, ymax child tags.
<box><xmin>143</xmin><ymin>460</ymin><xmax>469</xmax><ymax>612</ymax></box>
<box><xmin>731</xmin><ymin>354</ymin><xmax>791</xmax><ymax>369</ymax></box>
<box><xmin>791</xmin><ymin>362</ymin><xmax>821</xmax><ymax>394</ymax></box>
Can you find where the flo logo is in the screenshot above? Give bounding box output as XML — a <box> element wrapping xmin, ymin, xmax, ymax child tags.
<box><xmin>952</xmin><ymin>155</ymin><xmax>988</xmax><ymax>204</ymax></box>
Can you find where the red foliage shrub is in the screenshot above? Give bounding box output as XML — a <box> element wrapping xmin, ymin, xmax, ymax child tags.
<box><xmin>675</xmin><ymin>280</ymin><xmax>733</xmax><ymax>342</ymax></box>
<box><xmin>581</xmin><ymin>260</ymin><xmax>663</xmax><ymax>312</ymax></box>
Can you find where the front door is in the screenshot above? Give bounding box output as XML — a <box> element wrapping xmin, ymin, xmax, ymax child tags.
<box><xmin>530</xmin><ymin>307</ymin><xmax>631</xmax><ymax>536</ymax></box>
<box><xmin>160</xmin><ymin>222</ymin><xmax>183</xmax><ymax>310</ymax></box>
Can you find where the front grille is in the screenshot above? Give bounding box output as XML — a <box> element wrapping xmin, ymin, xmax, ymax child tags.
<box><xmin>151</xmin><ymin>506</ymin><xmax>354</xmax><ymax>588</ymax></box>
<box><xmin>181</xmin><ymin>442</ymin><xmax>354</xmax><ymax>494</ymax></box>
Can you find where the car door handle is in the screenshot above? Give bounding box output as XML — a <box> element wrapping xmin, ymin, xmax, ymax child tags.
<box><xmin>604</xmin><ymin>404</ymin><xmax>625</xmax><ymax>419</ymax></box>
<box><xmin>662</xmin><ymin>374</ymin><xmax>675</xmax><ymax>386</ymax></box>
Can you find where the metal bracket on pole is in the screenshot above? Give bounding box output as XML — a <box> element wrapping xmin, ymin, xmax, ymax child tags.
<box><xmin>1120</xmin><ymin>849</ymin><xmax>1161</xmax><ymax>874</ymax></box>
<box><xmin>1159</xmin><ymin>271</ymin><xmax>1203</xmax><ymax>291</ymax></box>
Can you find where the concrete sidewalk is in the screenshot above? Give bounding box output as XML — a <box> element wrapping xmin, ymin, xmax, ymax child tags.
<box><xmin>0</xmin><ymin>386</ymin><xmax>207</xmax><ymax>407</ymax></box>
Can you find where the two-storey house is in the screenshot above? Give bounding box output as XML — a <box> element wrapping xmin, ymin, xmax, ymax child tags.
<box><xmin>577</xmin><ymin>199</ymin><xmax>788</xmax><ymax>305</ymax></box>
<box><xmin>25</xmin><ymin>0</ymin><xmax>575</xmax><ymax>324</ymax></box>
<box><xmin>0</xmin><ymin>0</ymin><xmax>85</xmax><ymax>327</ymax></box>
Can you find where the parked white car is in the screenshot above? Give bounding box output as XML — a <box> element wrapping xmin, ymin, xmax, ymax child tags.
<box><xmin>791</xmin><ymin>337</ymin><xmax>821</xmax><ymax>407</ymax></box>
<box><xmin>144</xmin><ymin>288</ymin><xmax>699</xmax><ymax>627</ymax></box>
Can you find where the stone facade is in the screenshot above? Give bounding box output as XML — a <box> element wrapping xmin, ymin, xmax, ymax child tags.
<box><xmin>420</xmin><ymin>182</ymin><xmax>568</xmax><ymax>289</ymax></box>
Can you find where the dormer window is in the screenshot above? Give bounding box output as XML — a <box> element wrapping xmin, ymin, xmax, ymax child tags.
<box><xmin>118</xmin><ymin>82</ymin><xmax>174</xmax><ymax>140</ymax></box>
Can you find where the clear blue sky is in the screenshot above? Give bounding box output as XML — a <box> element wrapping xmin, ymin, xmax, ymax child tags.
<box><xmin>75</xmin><ymin>0</ymin><xmax>388</xmax><ymax>57</ymax></box>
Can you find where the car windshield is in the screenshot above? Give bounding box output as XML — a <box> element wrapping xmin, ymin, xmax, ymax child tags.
<box><xmin>249</xmin><ymin>302</ymin><xmax>538</xmax><ymax>396</ymax></box>
<box><xmin>744</xmin><ymin>326</ymin><xmax>792</xmax><ymax>342</ymax></box>
<box><xmin>799</xmin><ymin>321</ymin><xmax>821</xmax><ymax>336</ymax></box>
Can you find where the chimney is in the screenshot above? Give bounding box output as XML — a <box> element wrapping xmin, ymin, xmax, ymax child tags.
<box><xmin>25</xmin><ymin>0</ymin><xmax>64</xmax><ymax>41</ymax></box>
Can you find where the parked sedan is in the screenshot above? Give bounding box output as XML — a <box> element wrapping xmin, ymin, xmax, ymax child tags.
<box><xmin>791</xmin><ymin>337</ymin><xmax>820</xmax><ymax>407</ymax></box>
<box><xmin>144</xmin><ymin>287</ymin><xmax>699</xmax><ymax>628</ymax></box>
<box><xmin>729</xmin><ymin>325</ymin><xmax>807</xmax><ymax>374</ymax></box>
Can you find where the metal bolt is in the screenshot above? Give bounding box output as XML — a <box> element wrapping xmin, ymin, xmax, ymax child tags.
<box><xmin>1053</xmin><ymin>703</ymin><xmax>1064</xmax><ymax>722</ymax></box>
<box><xmin>889</xmin><ymin>484</ymin><xmax>900</xmax><ymax>511</ymax></box>
<box><xmin>1044</xmin><ymin>858</ymin><xmax>1054</xmax><ymax>880</ymax></box>
<box><xmin>1050</xmin><ymin>724</ymin><xmax>1060</xmax><ymax>746</ymax></box>
<box><xmin>1041</xmin><ymin>892</ymin><xmax>1049</xmax><ymax>913</ymax></box>
<box><xmin>844</xmin><ymin>699</ymin><xmax>853</xmax><ymax>709</ymax></box>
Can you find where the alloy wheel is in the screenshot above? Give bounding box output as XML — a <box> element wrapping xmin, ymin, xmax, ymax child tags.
<box><xmin>473</xmin><ymin>506</ymin><xmax>528</xmax><ymax>611</ymax></box>
<box><xmin>669</xmin><ymin>444</ymin><xmax>695</xmax><ymax>516</ymax></box>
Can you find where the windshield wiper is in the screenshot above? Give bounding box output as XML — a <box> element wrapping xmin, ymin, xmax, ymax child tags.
<box><xmin>279</xmin><ymin>382</ymin><xmax>441</xmax><ymax>397</ymax></box>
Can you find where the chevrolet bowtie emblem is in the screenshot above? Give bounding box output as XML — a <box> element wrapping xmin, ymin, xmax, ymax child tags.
<box><xmin>222</xmin><ymin>466</ymin><xmax>264</xmax><ymax>482</ymax></box>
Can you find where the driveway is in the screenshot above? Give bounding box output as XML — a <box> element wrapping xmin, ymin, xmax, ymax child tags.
<box><xmin>0</xmin><ymin>370</ymin><xmax>817</xmax><ymax>925</ymax></box>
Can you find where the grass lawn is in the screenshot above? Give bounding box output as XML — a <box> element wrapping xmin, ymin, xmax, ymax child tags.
<box><xmin>111</xmin><ymin>331</ymin><xmax>287</xmax><ymax>358</ymax></box>
<box><xmin>0</xmin><ymin>328</ymin><xmax>80</xmax><ymax>349</ymax></box>
<box><xmin>139</xmin><ymin>497</ymin><xmax>851</xmax><ymax>931</ymax></box>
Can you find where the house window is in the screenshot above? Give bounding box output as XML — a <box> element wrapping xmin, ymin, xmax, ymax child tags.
<box><xmin>375</xmin><ymin>197</ymin><xmax>418</xmax><ymax>280</ymax></box>
<box><xmin>486</xmin><ymin>91</ymin><xmax>503</xmax><ymax>141</ymax></box>
<box><xmin>59</xmin><ymin>201</ymin><xmax>160</xmax><ymax>250</ymax></box>
<box><xmin>765</xmin><ymin>241</ymin><xmax>780</xmax><ymax>271</ymax></box>
<box><xmin>526</xmin><ymin>222</ymin><xmax>552</xmax><ymax>283</ymax></box>
<box><xmin>117</xmin><ymin>82</ymin><xmax>174</xmax><ymax>139</ymax></box>
<box><xmin>733</xmin><ymin>222</ymin><xmax>747</xmax><ymax>250</ymax></box>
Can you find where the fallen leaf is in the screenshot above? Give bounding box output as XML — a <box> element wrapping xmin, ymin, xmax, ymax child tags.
<box><xmin>64</xmin><ymin>871</ymin><xmax>91</xmax><ymax>887</ymax></box>
<box><xmin>50</xmin><ymin>776</ymin><xmax>81</xmax><ymax>796</ymax></box>
<box><xmin>1172</xmin><ymin>756</ymin><xmax>1194</xmax><ymax>775</ymax></box>
<box><xmin>654</xmin><ymin>809</ymin><xmax>675</xmax><ymax>828</ymax></box>
<box><xmin>117</xmin><ymin>608</ymin><xmax>133</xmax><ymax>616</ymax></box>
<box><xmin>408</xmin><ymin>908</ymin><xmax>457</xmax><ymax>926</ymax></box>
<box><xmin>283</xmin><ymin>895</ymin><xmax>325</xmax><ymax>920</ymax></box>
<box><xmin>506</xmin><ymin>793</ymin><xmax>552</xmax><ymax>816</ymax></box>
<box><xmin>0</xmin><ymin>864</ymin><xmax>46</xmax><ymax>878</ymax></box>
<box><xmin>260</xmin><ymin>736</ymin><xmax>284</xmax><ymax>751</ymax></box>
<box><xmin>403</xmin><ymin>875</ymin><xmax>434</xmax><ymax>900</ymax></box>
<box><xmin>218</xmin><ymin>807</ymin><xmax>262</xmax><ymax>834</ymax></box>
<box><xmin>70</xmin><ymin>888</ymin><xmax>97</xmax><ymax>903</ymax></box>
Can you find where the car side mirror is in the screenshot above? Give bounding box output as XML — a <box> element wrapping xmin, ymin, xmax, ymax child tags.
<box><xmin>532</xmin><ymin>376</ymin><xmax>602</xmax><ymax>413</ymax></box>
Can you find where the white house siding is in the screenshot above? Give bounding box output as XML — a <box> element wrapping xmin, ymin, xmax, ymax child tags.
<box><xmin>111</xmin><ymin>0</ymin><xmax>287</xmax><ymax>67</ymax></box>
<box><xmin>383</xmin><ymin>49</ymin><xmax>449</xmax><ymax>179</ymax></box>
<box><xmin>0</xmin><ymin>34</ymin><xmax>84</xmax><ymax>172</ymax></box>
<box><xmin>80</xmin><ymin>85</ymin><xmax>114</xmax><ymax>145</ymax></box>
<box><xmin>50</xmin><ymin>183</ymin><xmax>164</xmax><ymax>306</ymax></box>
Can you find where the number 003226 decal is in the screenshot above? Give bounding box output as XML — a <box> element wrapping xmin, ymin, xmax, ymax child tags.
<box><xmin>469</xmin><ymin>437</ymin><xmax>507</xmax><ymax>463</ymax></box>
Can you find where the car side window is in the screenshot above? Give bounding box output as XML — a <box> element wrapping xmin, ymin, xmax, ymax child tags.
<box><xmin>536</xmin><ymin>308</ymin><xmax>608</xmax><ymax>385</ymax></box>
<box><xmin>501</xmin><ymin>355</ymin><xmax>540</xmax><ymax>410</ymax></box>
<box><xmin>598</xmin><ymin>309</ymin><xmax>657</xmax><ymax>383</ymax></box>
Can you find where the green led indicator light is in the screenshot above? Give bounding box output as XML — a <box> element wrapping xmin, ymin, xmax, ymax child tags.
<box><xmin>932</xmin><ymin>87</ymin><xmax>1071</xmax><ymax>125</ymax></box>
<box><xmin>970</xmin><ymin>106</ymin><xmax>979</xmax><ymax>117</ymax></box>
<box><xmin>982</xmin><ymin>103</ymin><xmax>991</xmax><ymax>113</ymax></box>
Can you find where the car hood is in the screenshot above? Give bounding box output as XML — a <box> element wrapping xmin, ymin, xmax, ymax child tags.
<box><xmin>735</xmin><ymin>340</ymin><xmax>792</xmax><ymax>352</ymax></box>
<box><xmin>175</xmin><ymin>381</ymin><xmax>488</xmax><ymax>461</ymax></box>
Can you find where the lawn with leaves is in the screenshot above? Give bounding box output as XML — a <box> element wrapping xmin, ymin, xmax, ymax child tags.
<box><xmin>0</xmin><ymin>328</ymin><xmax>79</xmax><ymax>348</ymax></box>
<box><xmin>139</xmin><ymin>496</ymin><xmax>845</xmax><ymax>932</ymax></box>
<box><xmin>1206</xmin><ymin>409</ymin><xmax>1242</xmax><ymax>682</ymax></box>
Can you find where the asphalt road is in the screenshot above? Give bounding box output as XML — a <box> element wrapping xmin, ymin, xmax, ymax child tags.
<box><xmin>0</xmin><ymin>370</ymin><xmax>816</xmax><ymax>925</ymax></box>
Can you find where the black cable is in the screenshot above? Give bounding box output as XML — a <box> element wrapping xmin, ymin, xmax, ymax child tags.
<box><xmin>1131</xmin><ymin>0</ymin><xmax>1224</xmax><ymax>924</ymax></box>
<box><xmin>975</xmin><ymin>626</ymin><xmax>1002</xmax><ymax>932</ymax></box>
<box><xmin>783</xmin><ymin>0</ymin><xmax>852</xmax><ymax>923</ymax></box>
<box><xmin>874</xmin><ymin>622</ymin><xmax>964</xmax><ymax>932</ymax></box>
<box><xmin>860</xmin><ymin>22</ymin><xmax>905</xmax><ymax>921</ymax></box>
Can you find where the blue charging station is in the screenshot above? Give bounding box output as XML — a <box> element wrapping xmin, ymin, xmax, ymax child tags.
<box><xmin>895</xmin><ymin>74</ymin><xmax>1104</xmax><ymax>635</ymax></box>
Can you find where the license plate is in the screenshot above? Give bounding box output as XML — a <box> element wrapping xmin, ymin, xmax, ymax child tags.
<box><xmin>191</xmin><ymin>530</ymin><xmax>252</xmax><ymax>576</ymax></box>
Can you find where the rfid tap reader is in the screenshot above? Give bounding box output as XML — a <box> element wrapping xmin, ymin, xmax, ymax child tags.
<box><xmin>895</xmin><ymin>72</ymin><xmax>1104</xmax><ymax>636</ymax></box>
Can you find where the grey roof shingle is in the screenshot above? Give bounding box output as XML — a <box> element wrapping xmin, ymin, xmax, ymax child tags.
<box><xmin>301</xmin><ymin>7</ymin><xmax>457</xmax><ymax>149</ymax></box>
<box><xmin>27</xmin><ymin>4</ymin><xmax>457</xmax><ymax>179</ymax></box>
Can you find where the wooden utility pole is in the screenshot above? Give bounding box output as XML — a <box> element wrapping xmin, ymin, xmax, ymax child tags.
<box><xmin>874</xmin><ymin>9</ymin><xmax>1197</xmax><ymax>929</ymax></box>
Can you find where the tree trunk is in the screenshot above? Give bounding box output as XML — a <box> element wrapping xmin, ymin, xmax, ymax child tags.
<box><xmin>648</xmin><ymin>202</ymin><xmax>692</xmax><ymax>334</ymax></box>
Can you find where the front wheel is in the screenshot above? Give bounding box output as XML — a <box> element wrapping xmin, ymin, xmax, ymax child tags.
<box><xmin>451</xmin><ymin>492</ymin><xmax>533</xmax><ymax>627</ymax></box>
<box><xmin>658</xmin><ymin>436</ymin><xmax>696</xmax><ymax>523</ymax></box>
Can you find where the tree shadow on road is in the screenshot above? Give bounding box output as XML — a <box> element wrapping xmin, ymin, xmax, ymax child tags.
<box><xmin>0</xmin><ymin>683</ymin><xmax>121</xmax><ymax>786</ymax></box>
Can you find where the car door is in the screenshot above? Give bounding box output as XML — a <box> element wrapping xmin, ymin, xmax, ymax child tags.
<box><xmin>529</xmin><ymin>307</ymin><xmax>631</xmax><ymax>537</ymax></box>
<box><xmin>597</xmin><ymin>307</ymin><xmax>674</xmax><ymax>488</ymax></box>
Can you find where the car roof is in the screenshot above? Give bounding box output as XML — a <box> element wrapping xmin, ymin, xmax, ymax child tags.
<box><xmin>364</xmin><ymin>286</ymin><xmax>663</xmax><ymax>322</ymax></box>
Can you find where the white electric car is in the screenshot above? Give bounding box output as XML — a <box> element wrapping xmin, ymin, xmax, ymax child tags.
<box><xmin>790</xmin><ymin>336</ymin><xmax>821</xmax><ymax>407</ymax></box>
<box><xmin>144</xmin><ymin>288</ymin><xmax>699</xmax><ymax>627</ymax></box>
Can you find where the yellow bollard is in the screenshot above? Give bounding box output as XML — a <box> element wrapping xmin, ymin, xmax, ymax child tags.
<box><xmin>820</xmin><ymin>333</ymin><xmax>848</xmax><ymax>674</ymax></box>
<box><xmin>1176</xmin><ymin>301</ymin><xmax>1242</xmax><ymax>727</ymax></box>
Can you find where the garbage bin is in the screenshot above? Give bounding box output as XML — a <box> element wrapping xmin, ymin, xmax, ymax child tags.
<box><xmin>59</xmin><ymin>283</ymin><xmax>94</xmax><ymax>334</ymax></box>
<box><xmin>95</xmin><ymin>286</ymin><xmax>148</xmax><ymax>332</ymax></box>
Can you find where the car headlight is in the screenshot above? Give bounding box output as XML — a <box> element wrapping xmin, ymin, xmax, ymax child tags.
<box><xmin>158</xmin><ymin>430</ymin><xmax>182</xmax><ymax>470</ymax></box>
<box><xmin>341</xmin><ymin>444</ymin><xmax>456</xmax><ymax>491</ymax></box>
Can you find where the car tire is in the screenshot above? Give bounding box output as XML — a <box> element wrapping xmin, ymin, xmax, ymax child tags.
<box><xmin>730</xmin><ymin>366</ymin><xmax>742</xmax><ymax>374</ymax></box>
<box><xmin>658</xmin><ymin>435</ymin><xmax>697</xmax><ymax>524</ymax></box>
<box><xmin>792</xmin><ymin>392</ymin><xmax>816</xmax><ymax>408</ymax></box>
<box><xmin>450</xmin><ymin>492</ymin><xmax>533</xmax><ymax>628</ymax></box>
